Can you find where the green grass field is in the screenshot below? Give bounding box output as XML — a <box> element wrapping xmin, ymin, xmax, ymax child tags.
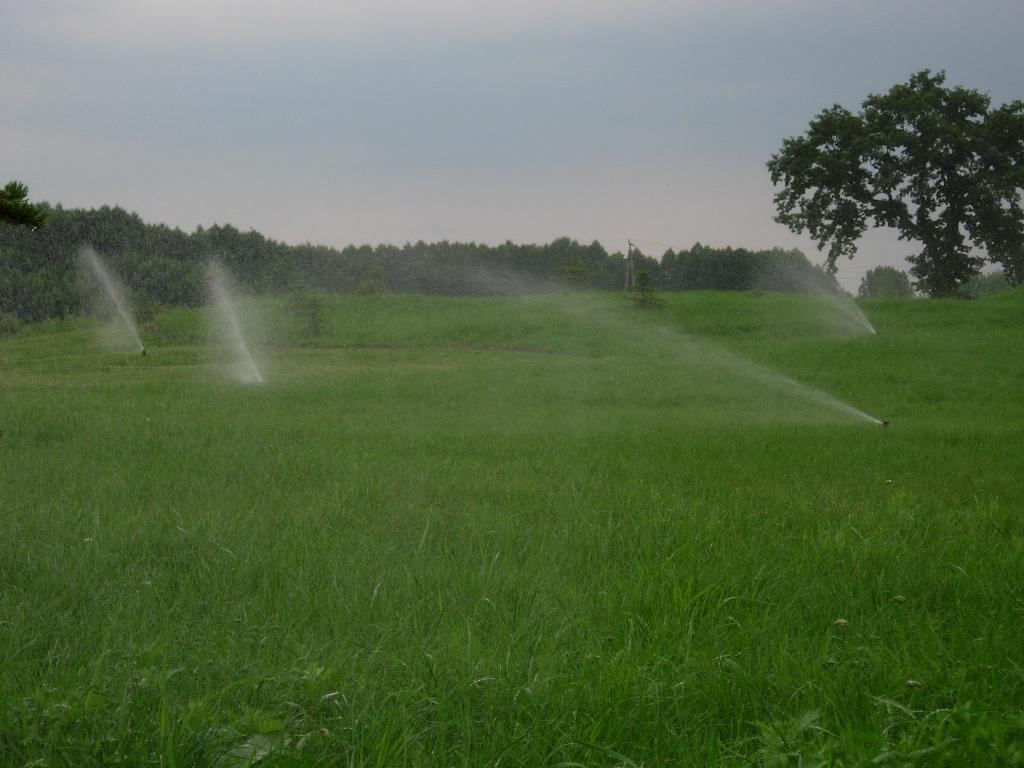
<box><xmin>2</xmin><ymin>290</ymin><xmax>1023</xmax><ymax>766</ymax></box>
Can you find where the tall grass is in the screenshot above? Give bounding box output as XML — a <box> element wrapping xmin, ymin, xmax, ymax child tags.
<box><xmin>1</xmin><ymin>290</ymin><xmax>1022</xmax><ymax>765</ymax></box>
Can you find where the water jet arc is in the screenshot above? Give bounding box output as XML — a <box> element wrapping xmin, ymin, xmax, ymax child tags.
<box><xmin>206</xmin><ymin>262</ymin><xmax>263</xmax><ymax>384</ymax></box>
<box><xmin>79</xmin><ymin>246</ymin><xmax>145</xmax><ymax>354</ymax></box>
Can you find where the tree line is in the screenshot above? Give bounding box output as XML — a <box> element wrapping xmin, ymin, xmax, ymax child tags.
<box><xmin>5</xmin><ymin>71</ymin><xmax>1021</xmax><ymax>322</ymax></box>
<box><xmin>0</xmin><ymin>203</ymin><xmax>845</xmax><ymax>323</ymax></box>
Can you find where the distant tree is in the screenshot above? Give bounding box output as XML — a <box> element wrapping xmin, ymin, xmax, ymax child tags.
<box><xmin>632</xmin><ymin>267</ymin><xmax>664</xmax><ymax>309</ymax></box>
<box><xmin>0</xmin><ymin>312</ymin><xmax>21</xmax><ymax>335</ymax></box>
<box><xmin>623</xmin><ymin>245</ymin><xmax>660</xmax><ymax>292</ymax></box>
<box><xmin>858</xmin><ymin>266</ymin><xmax>914</xmax><ymax>298</ymax></box>
<box><xmin>959</xmin><ymin>270</ymin><xmax>1012</xmax><ymax>298</ymax></box>
<box><xmin>0</xmin><ymin>181</ymin><xmax>47</xmax><ymax>229</ymax></box>
<box><xmin>286</xmin><ymin>290</ymin><xmax>325</xmax><ymax>336</ymax></box>
<box><xmin>354</xmin><ymin>264</ymin><xmax>386</xmax><ymax>295</ymax></box>
<box><xmin>558</xmin><ymin>251</ymin><xmax>590</xmax><ymax>287</ymax></box>
<box><xmin>768</xmin><ymin>70</ymin><xmax>1024</xmax><ymax>297</ymax></box>
<box><xmin>0</xmin><ymin>246</ymin><xmax>76</xmax><ymax>321</ymax></box>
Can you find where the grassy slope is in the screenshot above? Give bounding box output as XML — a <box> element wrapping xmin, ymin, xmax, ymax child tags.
<box><xmin>1</xmin><ymin>290</ymin><xmax>1023</xmax><ymax>766</ymax></box>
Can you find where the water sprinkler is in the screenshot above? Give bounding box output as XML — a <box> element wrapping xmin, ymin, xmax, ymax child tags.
<box><xmin>141</xmin><ymin>347</ymin><xmax>146</xmax><ymax>357</ymax></box>
<box><xmin>879</xmin><ymin>419</ymin><xmax>890</xmax><ymax>428</ymax></box>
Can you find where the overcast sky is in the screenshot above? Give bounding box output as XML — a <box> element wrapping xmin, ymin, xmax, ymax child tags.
<box><xmin>4</xmin><ymin>0</ymin><xmax>1022</xmax><ymax>290</ymax></box>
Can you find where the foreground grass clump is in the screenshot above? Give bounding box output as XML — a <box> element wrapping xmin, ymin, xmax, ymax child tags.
<box><xmin>1</xmin><ymin>290</ymin><xmax>1023</xmax><ymax>766</ymax></box>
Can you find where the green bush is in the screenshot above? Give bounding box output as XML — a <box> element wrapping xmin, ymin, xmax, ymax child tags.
<box><xmin>859</xmin><ymin>266</ymin><xmax>914</xmax><ymax>298</ymax></box>
<box><xmin>633</xmin><ymin>267</ymin><xmax>665</xmax><ymax>309</ymax></box>
<box><xmin>960</xmin><ymin>270</ymin><xmax>1012</xmax><ymax>298</ymax></box>
<box><xmin>286</xmin><ymin>290</ymin><xmax>325</xmax><ymax>337</ymax></box>
<box><xmin>354</xmin><ymin>264</ymin><xmax>386</xmax><ymax>295</ymax></box>
<box><xmin>0</xmin><ymin>311</ymin><xmax>20</xmax><ymax>335</ymax></box>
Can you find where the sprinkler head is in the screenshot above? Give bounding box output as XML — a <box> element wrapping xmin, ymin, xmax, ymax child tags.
<box><xmin>879</xmin><ymin>419</ymin><xmax>890</xmax><ymax>428</ymax></box>
<box><xmin>141</xmin><ymin>348</ymin><xmax>146</xmax><ymax>357</ymax></box>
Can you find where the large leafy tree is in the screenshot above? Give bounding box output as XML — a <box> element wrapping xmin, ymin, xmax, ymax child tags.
<box><xmin>0</xmin><ymin>181</ymin><xmax>47</xmax><ymax>229</ymax></box>
<box><xmin>768</xmin><ymin>71</ymin><xmax>1024</xmax><ymax>297</ymax></box>
<box><xmin>858</xmin><ymin>266</ymin><xmax>914</xmax><ymax>299</ymax></box>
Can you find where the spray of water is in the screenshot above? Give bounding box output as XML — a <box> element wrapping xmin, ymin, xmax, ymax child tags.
<box><xmin>78</xmin><ymin>246</ymin><xmax>145</xmax><ymax>354</ymax></box>
<box><xmin>689</xmin><ymin>332</ymin><xmax>884</xmax><ymax>424</ymax></box>
<box><xmin>815</xmin><ymin>294</ymin><xmax>877</xmax><ymax>335</ymax></box>
<box><xmin>434</xmin><ymin>261</ymin><xmax>883</xmax><ymax>425</ymax></box>
<box><xmin>549</xmin><ymin>291</ymin><xmax>886</xmax><ymax>426</ymax></box>
<box><xmin>206</xmin><ymin>262</ymin><xmax>264</xmax><ymax>384</ymax></box>
<box><xmin>770</xmin><ymin>266</ymin><xmax>877</xmax><ymax>335</ymax></box>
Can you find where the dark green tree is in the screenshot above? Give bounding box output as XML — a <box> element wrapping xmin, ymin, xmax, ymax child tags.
<box><xmin>768</xmin><ymin>70</ymin><xmax>1024</xmax><ymax>297</ymax></box>
<box><xmin>858</xmin><ymin>266</ymin><xmax>914</xmax><ymax>298</ymax></box>
<box><xmin>632</xmin><ymin>267</ymin><xmax>664</xmax><ymax>309</ymax></box>
<box><xmin>354</xmin><ymin>263</ymin><xmax>386</xmax><ymax>295</ymax></box>
<box><xmin>0</xmin><ymin>181</ymin><xmax>47</xmax><ymax>229</ymax></box>
<box><xmin>558</xmin><ymin>251</ymin><xmax>590</xmax><ymax>287</ymax></box>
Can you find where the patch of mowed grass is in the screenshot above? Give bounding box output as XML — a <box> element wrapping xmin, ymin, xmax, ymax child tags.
<box><xmin>1</xmin><ymin>290</ymin><xmax>1023</xmax><ymax>766</ymax></box>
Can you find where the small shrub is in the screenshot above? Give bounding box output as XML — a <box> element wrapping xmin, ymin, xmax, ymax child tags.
<box><xmin>959</xmin><ymin>270</ymin><xmax>1012</xmax><ymax>298</ymax></box>
<box><xmin>633</xmin><ymin>267</ymin><xmax>665</xmax><ymax>309</ymax></box>
<box><xmin>286</xmin><ymin>291</ymin><xmax>325</xmax><ymax>337</ymax></box>
<box><xmin>0</xmin><ymin>311</ymin><xmax>21</xmax><ymax>335</ymax></box>
<box><xmin>354</xmin><ymin>265</ymin><xmax>386</xmax><ymax>295</ymax></box>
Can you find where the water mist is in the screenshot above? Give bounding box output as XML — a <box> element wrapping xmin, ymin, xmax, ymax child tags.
<box><xmin>815</xmin><ymin>294</ymin><xmax>877</xmax><ymax>336</ymax></box>
<box><xmin>551</xmin><ymin>291</ymin><xmax>886</xmax><ymax>426</ymax></box>
<box><xmin>78</xmin><ymin>246</ymin><xmax>145</xmax><ymax>354</ymax></box>
<box><xmin>206</xmin><ymin>262</ymin><xmax>264</xmax><ymax>384</ymax></box>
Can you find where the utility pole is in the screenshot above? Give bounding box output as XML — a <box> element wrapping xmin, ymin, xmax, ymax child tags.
<box><xmin>624</xmin><ymin>239</ymin><xmax>635</xmax><ymax>291</ymax></box>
